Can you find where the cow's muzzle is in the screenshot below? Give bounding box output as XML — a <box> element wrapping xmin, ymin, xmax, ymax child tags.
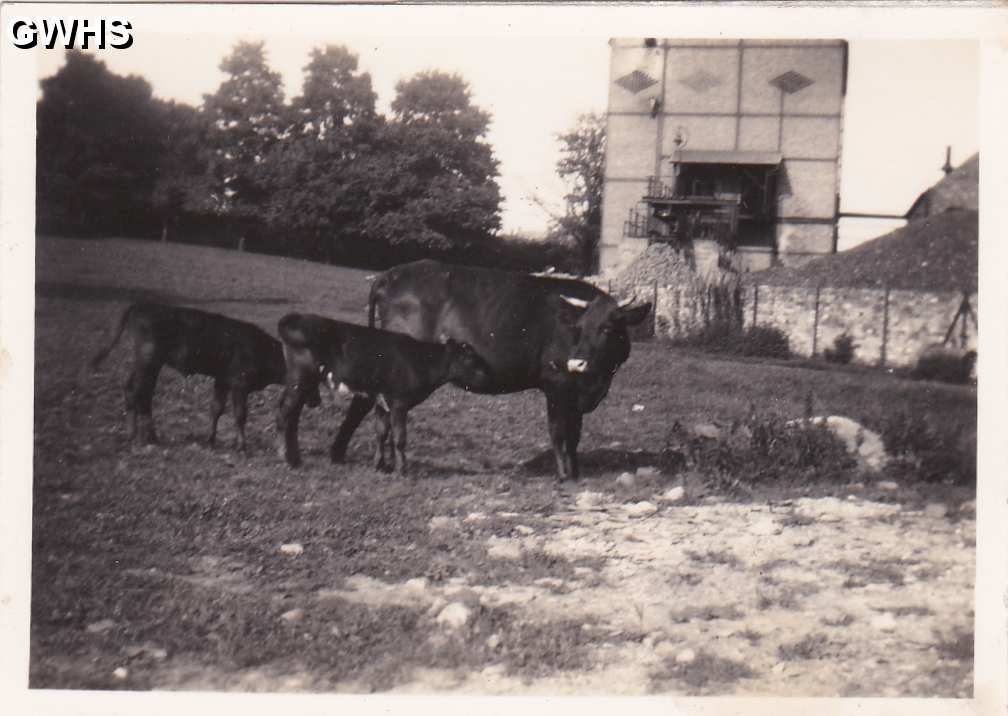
<box><xmin>567</xmin><ymin>358</ymin><xmax>588</xmax><ymax>374</ymax></box>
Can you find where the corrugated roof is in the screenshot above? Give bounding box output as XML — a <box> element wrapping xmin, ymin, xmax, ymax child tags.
<box><xmin>749</xmin><ymin>208</ymin><xmax>977</xmax><ymax>291</ymax></box>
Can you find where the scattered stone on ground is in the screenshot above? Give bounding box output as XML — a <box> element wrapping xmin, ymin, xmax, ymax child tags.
<box><xmin>877</xmin><ymin>481</ymin><xmax>899</xmax><ymax>490</ymax></box>
<box><xmin>924</xmin><ymin>503</ymin><xmax>948</xmax><ymax>519</ymax></box>
<box><xmin>85</xmin><ymin>619</ymin><xmax>116</xmax><ymax>634</ymax></box>
<box><xmin>280</xmin><ymin>608</ymin><xmax>304</xmax><ymax>623</ymax></box>
<box><xmin>575</xmin><ymin>491</ymin><xmax>606</xmax><ymax>511</ymax></box>
<box><xmin>486</xmin><ymin>536</ymin><xmax>523</xmax><ymax>560</ymax></box>
<box><xmin>676</xmin><ymin>649</ymin><xmax>697</xmax><ymax>664</ymax></box>
<box><xmin>429</xmin><ymin>516</ymin><xmax>455</xmax><ymax>532</ymax></box>
<box><xmin>871</xmin><ymin>613</ymin><xmax>897</xmax><ymax>632</ymax></box>
<box><xmin>636</xmin><ymin>466</ymin><xmax>661</xmax><ymax>478</ymax></box>
<box><xmin>616</xmin><ymin>472</ymin><xmax>636</xmax><ymax>489</ymax></box>
<box><xmin>279</xmin><ymin>543</ymin><xmax>304</xmax><ymax>556</ymax></box>
<box><xmin>624</xmin><ymin>501</ymin><xmax>659</xmax><ymax>518</ymax></box>
<box><xmin>658</xmin><ymin>486</ymin><xmax>686</xmax><ymax>503</ymax></box>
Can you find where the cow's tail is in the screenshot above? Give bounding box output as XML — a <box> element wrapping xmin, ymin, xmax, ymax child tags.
<box><xmin>89</xmin><ymin>304</ymin><xmax>134</xmax><ymax>371</ymax></box>
<box><xmin>277</xmin><ymin>313</ymin><xmax>310</xmax><ymax>348</ymax></box>
<box><xmin>368</xmin><ymin>272</ymin><xmax>386</xmax><ymax>329</ymax></box>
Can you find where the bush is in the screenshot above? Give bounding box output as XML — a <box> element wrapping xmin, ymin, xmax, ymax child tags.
<box><xmin>823</xmin><ymin>334</ymin><xmax>856</xmax><ymax>365</ymax></box>
<box><xmin>678</xmin><ymin>322</ymin><xmax>791</xmax><ymax>359</ymax></box>
<box><xmin>677</xmin><ymin>404</ymin><xmax>856</xmax><ymax>491</ymax></box>
<box><xmin>913</xmin><ymin>347</ymin><xmax>977</xmax><ymax>384</ymax></box>
<box><xmin>877</xmin><ymin>409</ymin><xmax>975</xmax><ymax>485</ymax></box>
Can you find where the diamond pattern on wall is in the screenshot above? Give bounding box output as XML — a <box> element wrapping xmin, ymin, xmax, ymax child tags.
<box><xmin>615</xmin><ymin>70</ymin><xmax>658</xmax><ymax>94</ymax></box>
<box><xmin>678</xmin><ymin>69</ymin><xmax>721</xmax><ymax>94</ymax></box>
<box><xmin>769</xmin><ymin>70</ymin><xmax>814</xmax><ymax>94</ymax></box>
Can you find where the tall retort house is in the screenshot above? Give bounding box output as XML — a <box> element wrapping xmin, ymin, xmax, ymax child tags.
<box><xmin>600</xmin><ymin>39</ymin><xmax>848</xmax><ymax>276</ymax></box>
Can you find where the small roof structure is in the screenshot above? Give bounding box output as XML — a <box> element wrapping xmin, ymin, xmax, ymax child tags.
<box><xmin>750</xmin><ymin>208</ymin><xmax>977</xmax><ymax>292</ymax></box>
<box><xmin>905</xmin><ymin>152</ymin><xmax>979</xmax><ymax>221</ymax></box>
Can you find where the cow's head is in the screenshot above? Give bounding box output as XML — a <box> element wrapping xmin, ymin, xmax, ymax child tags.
<box><xmin>549</xmin><ymin>293</ymin><xmax>651</xmax><ymax>412</ymax></box>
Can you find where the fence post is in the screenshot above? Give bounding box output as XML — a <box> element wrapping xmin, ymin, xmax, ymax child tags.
<box><xmin>652</xmin><ymin>280</ymin><xmax>659</xmax><ymax>338</ymax></box>
<box><xmin>752</xmin><ymin>284</ymin><xmax>759</xmax><ymax>327</ymax></box>
<box><xmin>812</xmin><ymin>285</ymin><xmax>821</xmax><ymax>358</ymax></box>
<box><xmin>880</xmin><ymin>285</ymin><xmax>891</xmax><ymax>368</ymax></box>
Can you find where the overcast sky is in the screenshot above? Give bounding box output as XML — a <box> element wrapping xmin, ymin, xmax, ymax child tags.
<box><xmin>32</xmin><ymin>7</ymin><xmax>983</xmax><ymax>249</ymax></box>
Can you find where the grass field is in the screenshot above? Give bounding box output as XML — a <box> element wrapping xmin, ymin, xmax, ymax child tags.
<box><xmin>30</xmin><ymin>237</ymin><xmax>976</xmax><ymax>695</ymax></box>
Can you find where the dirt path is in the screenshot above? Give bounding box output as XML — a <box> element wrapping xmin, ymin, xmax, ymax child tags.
<box><xmin>126</xmin><ymin>484</ymin><xmax>972</xmax><ymax>697</ymax></box>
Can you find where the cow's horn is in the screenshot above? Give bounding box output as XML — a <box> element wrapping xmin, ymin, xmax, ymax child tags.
<box><xmin>618</xmin><ymin>294</ymin><xmax>638</xmax><ymax>308</ymax></box>
<box><xmin>561</xmin><ymin>296</ymin><xmax>590</xmax><ymax>309</ymax></box>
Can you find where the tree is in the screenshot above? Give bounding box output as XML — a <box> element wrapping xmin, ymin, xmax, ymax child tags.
<box><xmin>363</xmin><ymin>71</ymin><xmax>501</xmax><ymax>250</ymax></box>
<box><xmin>202</xmin><ymin>41</ymin><xmax>286</xmax><ymax>248</ymax></box>
<box><xmin>37</xmin><ymin>51</ymin><xmax>163</xmax><ymax>235</ymax></box>
<box><xmin>261</xmin><ymin>45</ymin><xmax>382</xmax><ymax>261</ymax></box>
<box><xmin>151</xmin><ymin>100</ymin><xmax>213</xmax><ymax>241</ymax></box>
<box><xmin>554</xmin><ymin>112</ymin><xmax>607</xmax><ymax>274</ymax></box>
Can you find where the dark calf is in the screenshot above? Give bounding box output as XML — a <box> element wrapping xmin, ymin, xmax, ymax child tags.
<box><xmin>276</xmin><ymin>312</ymin><xmax>491</xmax><ymax>475</ymax></box>
<box><xmin>90</xmin><ymin>302</ymin><xmax>315</xmax><ymax>450</ymax></box>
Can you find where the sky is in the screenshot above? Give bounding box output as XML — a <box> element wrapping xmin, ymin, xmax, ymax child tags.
<box><xmin>31</xmin><ymin>7</ymin><xmax>982</xmax><ymax>249</ymax></box>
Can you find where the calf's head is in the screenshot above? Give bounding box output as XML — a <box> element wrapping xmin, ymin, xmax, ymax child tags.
<box><xmin>550</xmin><ymin>293</ymin><xmax>651</xmax><ymax>412</ymax></box>
<box><xmin>443</xmin><ymin>339</ymin><xmax>493</xmax><ymax>391</ymax></box>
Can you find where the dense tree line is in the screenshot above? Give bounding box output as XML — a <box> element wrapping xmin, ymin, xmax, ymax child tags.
<box><xmin>37</xmin><ymin>45</ymin><xmax>598</xmax><ymax>273</ymax></box>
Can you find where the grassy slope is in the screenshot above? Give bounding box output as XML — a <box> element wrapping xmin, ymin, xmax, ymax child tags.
<box><xmin>31</xmin><ymin>237</ymin><xmax>976</xmax><ymax>691</ymax></box>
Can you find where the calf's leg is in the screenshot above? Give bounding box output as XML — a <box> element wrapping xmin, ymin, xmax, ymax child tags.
<box><xmin>330</xmin><ymin>394</ymin><xmax>375</xmax><ymax>463</ymax></box>
<box><xmin>206</xmin><ymin>379</ymin><xmax>228</xmax><ymax>446</ymax></box>
<box><xmin>391</xmin><ymin>404</ymin><xmax>409</xmax><ymax>476</ymax></box>
<box><xmin>372</xmin><ymin>401</ymin><xmax>391</xmax><ymax>472</ymax></box>
<box><xmin>276</xmin><ymin>384</ymin><xmax>308</xmax><ymax>467</ymax></box>
<box><xmin>133</xmin><ymin>364</ymin><xmax>162</xmax><ymax>445</ymax></box>
<box><xmin>231</xmin><ymin>386</ymin><xmax>249</xmax><ymax>453</ymax></box>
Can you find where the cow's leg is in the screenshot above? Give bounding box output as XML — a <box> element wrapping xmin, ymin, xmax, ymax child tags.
<box><xmin>206</xmin><ymin>378</ymin><xmax>228</xmax><ymax>447</ymax></box>
<box><xmin>390</xmin><ymin>404</ymin><xmax>409</xmax><ymax>477</ymax></box>
<box><xmin>566</xmin><ymin>411</ymin><xmax>583</xmax><ymax>482</ymax></box>
<box><xmin>330</xmin><ymin>394</ymin><xmax>375</xmax><ymax>464</ymax></box>
<box><xmin>230</xmin><ymin>386</ymin><xmax>249</xmax><ymax>454</ymax></box>
<box><xmin>276</xmin><ymin>383</ymin><xmax>308</xmax><ymax>468</ymax></box>
<box><xmin>372</xmin><ymin>401</ymin><xmax>391</xmax><ymax>472</ymax></box>
<box><xmin>545</xmin><ymin>393</ymin><xmax>573</xmax><ymax>481</ymax></box>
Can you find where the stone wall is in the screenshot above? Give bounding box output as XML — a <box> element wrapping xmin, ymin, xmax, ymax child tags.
<box><xmin>615</xmin><ymin>278</ymin><xmax>977</xmax><ymax>368</ymax></box>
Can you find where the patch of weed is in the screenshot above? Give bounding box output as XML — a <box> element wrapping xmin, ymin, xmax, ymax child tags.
<box><xmin>649</xmin><ymin>651</ymin><xmax>755</xmax><ymax>692</ymax></box>
<box><xmin>777</xmin><ymin>633</ymin><xmax>832</xmax><ymax>661</ymax></box>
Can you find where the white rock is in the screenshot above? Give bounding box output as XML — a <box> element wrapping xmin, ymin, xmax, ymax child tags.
<box><xmin>575</xmin><ymin>491</ymin><xmax>606</xmax><ymax>511</ymax></box>
<box><xmin>960</xmin><ymin>500</ymin><xmax>976</xmax><ymax>513</ymax></box>
<box><xmin>86</xmin><ymin>619</ymin><xmax>116</xmax><ymax>634</ymax></box>
<box><xmin>436</xmin><ymin>602</ymin><xmax>472</xmax><ymax>630</ymax></box>
<box><xmin>636</xmin><ymin>466</ymin><xmax>661</xmax><ymax>478</ymax></box>
<box><xmin>877</xmin><ymin>480</ymin><xmax>899</xmax><ymax>491</ymax></box>
<box><xmin>675</xmin><ymin>648</ymin><xmax>696</xmax><ymax>664</ymax></box>
<box><xmin>279</xmin><ymin>543</ymin><xmax>304</xmax><ymax>556</ymax></box>
<box><xmin>486</xmin><ymin>633</ymin><xmax>502</xmax><ymax>650</ymax></box>
<box><xmin>486</xmin><ymin>536</ymin><xmax>523</xmax><ymax>560</ymax></box>
<box><xmin>632</xmin><ymin>404</ymin><xmax>645</xmax><ymax>412</ymax></box>
<box><xmin>750</xmin><ymin>518</ymin><xmax>780</xmax><ymax>536</ymax></box>
<box><xmin>113</xmin><ymin>667</ymin><xmax>129</xmax><ymax>680</ymax></box>
<box><xmin>658</xmin><ymin>486</ymin><xmax>686</xmax><ymax>503</ymax></box>
<box><xmin>692</xmin><ymin>423</ymin><xmax>722</xmax><ymax>440</ymax></box>
<box><xmin>871</xmin><ymin>613</ymin><xmax>897</xmax><ymax>632</ymax></box>
<box><xmin>404</xmin><ymin>578</ymin><xmax>429</xmax><ymax>592</ymax></box>
<box><xmin>464</xmin><ymin>512</ymin><xmax>488</xmax><ymax>523</ymax></box>
<box><xmin>924</xmin><ymin>503</ymin><xmax>948</xmax><ymax>519</ymax></box>
<box><xmin>514</xmin><ymin>525</ymin><xmax>535</xmax><ymax>536</ymax></box>
<box><xmin>802</xmin><ymin>415</ymin><xmax>890</xmax><ymax>472</ymax></box>
<box><xmin>429</xmin><ymin>516</ymin><xmax>455</xmax><ymax>531</ymax></box>
<box><xmin>616</xmin><ymin>472</ymin><xmax>636</xmax><ymax>488</ymax></box>
<box><xmin>280</xmin><ymin>608</ymin><xmax>304</xmax><ymax>622</ymax></box>
<box><xmin>624</xmin><ymin>501</ymin><xmax>658</xmax><ymax>518</ymax></box>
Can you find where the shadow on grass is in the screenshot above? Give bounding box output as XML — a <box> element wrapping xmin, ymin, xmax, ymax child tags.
<box><xmin>519</xmin><ymin>447</ymin><xmax>680</xmax><ymax>477</ymax></box>
<box><xmin>37</xmin><ymin>280</ymin><xmax>293</xmax><ymax>307</ymax></box>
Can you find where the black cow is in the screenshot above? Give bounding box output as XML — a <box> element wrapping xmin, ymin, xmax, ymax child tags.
<box><xmin>275</xmin><ymin>312</ymin><xmax>492</xmax><ymax>475</ymax></box>
<box><xmin>329</xmin><ymin>260</ymin><xmax>651</xmax><ymax>481</ymax></box>
<box><xmin>90</xmin><ymin>302</ymin><xmax>314</xmax><ymax>450</ymax></box>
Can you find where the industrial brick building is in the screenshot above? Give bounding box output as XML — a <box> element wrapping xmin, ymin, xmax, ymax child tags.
<box><xmin>600</xmin><ymin>39</ymin><xmax>848</xmax><ymax>276</ymax></box>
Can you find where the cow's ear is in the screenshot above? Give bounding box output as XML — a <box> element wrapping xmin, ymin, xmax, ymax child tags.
<box><xmin>613</xmin><ymin>302</ymin><xmax>651</xmax><ymax>326</ymax></box>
